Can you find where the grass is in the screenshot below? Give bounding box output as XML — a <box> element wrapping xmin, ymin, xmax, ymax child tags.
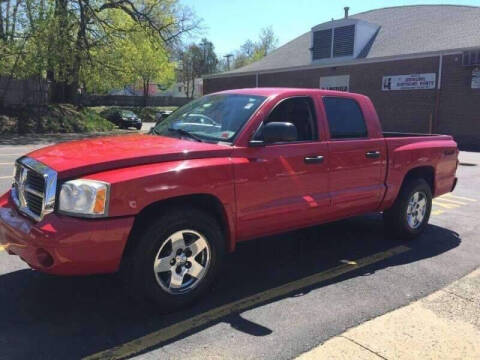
<box><xmin>0</xmin><ymin>104</ymin><xmax>179</xmax><ymax>135</ymax></box>
<box><xmin>0</xmin><ymin>104</ymin><xmax>115</xmax><ymax>135</ymax></box>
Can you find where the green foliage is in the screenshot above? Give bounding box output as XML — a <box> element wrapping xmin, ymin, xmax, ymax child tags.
<box><xmin>0</xmin><ymin>105</ymin><xmax>115</xmax><ymax>134</ymax></box>
<box><xmin>79</xmin><ymin>11</ymin><xmax>176</xmax><ymax>95</ymax></box>
<box><xmin>231</xmin><ymin>26</ymin><xmax>279</xmax><ymax>70</ymax></box>
<box><xmin>1</xmin><ymin>0</ymin><xmax>197</xmax><ymax>101</ymax></box>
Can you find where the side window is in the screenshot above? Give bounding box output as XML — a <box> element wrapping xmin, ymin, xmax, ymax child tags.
<box><xmin>323</xmin><ymin>97</ymin><xmax>367</xmax><ymax>139</ymax></box>
<box><xmin>261</xmin><ymin>97</ymin><xmax>318</xmax><ymax>142</ymax></box>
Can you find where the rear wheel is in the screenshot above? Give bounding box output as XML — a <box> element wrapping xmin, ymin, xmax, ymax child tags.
<box><xmin>124</xmin><ymin>208</ymin><xmax>224</xmax><ymax>311</ymax></box>
<box><xmin>383</xmin><ymin>178</ymin><xmax>432</xmax><ymax>240</ymax></box>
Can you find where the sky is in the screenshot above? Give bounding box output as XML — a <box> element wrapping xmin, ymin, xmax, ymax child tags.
<box><xmin>181</xmin><ymin>0</ymin><xmax>480</xmax><ymax>57</ymax></box>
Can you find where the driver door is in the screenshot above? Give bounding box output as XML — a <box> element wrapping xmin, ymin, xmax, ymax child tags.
<box><xmin>233</xmin><ymin>96</ymin><xmax>331</xmax><ymax>241</ymax></box>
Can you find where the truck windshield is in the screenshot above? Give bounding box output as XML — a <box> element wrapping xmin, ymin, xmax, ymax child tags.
<box><xmin>151</xmin><ymin>94</ymin><xmax>266</xmax><ymax>143</ymax></box>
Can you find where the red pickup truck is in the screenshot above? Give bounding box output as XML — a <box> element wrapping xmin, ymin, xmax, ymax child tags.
<box><xmin>0</xmin><ymin>88</ymin><xmax>458</xmax><ymax>309</ymax></box>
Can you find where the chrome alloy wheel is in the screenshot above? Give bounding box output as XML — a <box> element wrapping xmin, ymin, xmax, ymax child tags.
<box><xmin>406</xmin><ymin>191</ymin><xmax>427</xmax><ymax>229</ymax></box>
<box><xmin>153</xmin><ymin>230</ymin><xmax>211</xmax><ymax>294</ymax></box>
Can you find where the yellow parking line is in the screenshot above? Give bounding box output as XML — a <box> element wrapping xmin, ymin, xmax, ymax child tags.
<box><xmin>0</xmin><ymin>162</ymin><xmax>13</xmax><ymax>165</ymax></box>
<box><xmin>431</xmin><ymin>210</ymin><xmax>445</xmax><ymax>216</ymax></box>
<box><xmin>432</xmin><ymin>200</ymin><xmax>459</xmax><ymax>209</ymax></box>
<box><xmin>443</xmin><ymin>194</ymin><xmax>477</xmax><ymax>202</ymax></box>
<box><xmin>0</xmin><ymin>245</ymin><xmax>5</xmax><ymax>251</ymax></box>
<box><xmin>0</xmin><ymin>176</ymin><xmax>12</xmax><ymax>180</ymax></box>
<box><xmin>84</xmin><ymin>245</ymin><xmax>410</xmax><ymax>360</ymax></box>
<box><xmin>436</xmin><ymin>197</ymin><xmax>467</xmax><ymax>205</ymax></box>
<box><xmin>0</xmin><ymin>153</ymin><xmax>23</xmax><ymax>156</ymax></box>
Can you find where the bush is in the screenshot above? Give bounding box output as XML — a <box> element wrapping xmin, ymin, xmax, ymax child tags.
<box><xmin>0</xmin><ymin>105</ymin><xmax>115</xmax><ymax>134</ymax></box>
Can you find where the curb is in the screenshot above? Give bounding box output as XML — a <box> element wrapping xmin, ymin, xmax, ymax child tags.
<box><xmin>296</xmin><ymin>267</ymin><xmax>480</xmax><ymax>359</ymax></box>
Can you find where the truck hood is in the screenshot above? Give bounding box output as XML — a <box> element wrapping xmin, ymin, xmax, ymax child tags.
<box><xmin>27</xmin><ymin>134</ymin><xmax>233</xmax><ymax>178</ymax></box>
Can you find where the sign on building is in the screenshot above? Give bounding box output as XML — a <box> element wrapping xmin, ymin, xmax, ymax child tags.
<box><xmin>472</xmin><ymin>68</ymin><xmax>480</xmax><ymax>89</ymax></box>
<box><xmin>320</xmin><ymin>75</ymin><xmax>350</xmax><ymax>91</ymax></box>
<box><xmin>382</xmin><ymin>73</ymin><xmax>436</xmax><ymax>91</ymax></box>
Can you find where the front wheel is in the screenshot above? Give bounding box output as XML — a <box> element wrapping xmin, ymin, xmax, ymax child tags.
<box><xmin>383</xmin><ymin>178</ymin><xmax>432</xmax><ymax>240</ymax></box>
<box><xmin>124</xmin><ymin>208</ymin><xmax>224</xmax><ymax>311</ymax></box>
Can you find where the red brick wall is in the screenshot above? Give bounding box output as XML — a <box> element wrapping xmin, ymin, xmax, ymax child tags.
<box><xmin>203</xmin><ymin>74</ymin><xmax>256</xmax><ymax>94</ymax></box>
<box><xmin>204</xmin><ymin>56</ymin><xmax>480</xmax><ymax>149</ymax></box>
<box><xmin>437</xmin><ymin>54</ymin><xmax>480</xmax><ymax>149</ymax></box>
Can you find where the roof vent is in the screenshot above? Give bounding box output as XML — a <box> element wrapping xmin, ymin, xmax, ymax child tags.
<box><xmin>310</xmin><ymin>17</ymin><xmax>379</xmax><ymax>63</ymax></box>
<box><xmin>344</xmin><ymin>7</ymin><xmax>350</xmax><ymax>19</ymax></box>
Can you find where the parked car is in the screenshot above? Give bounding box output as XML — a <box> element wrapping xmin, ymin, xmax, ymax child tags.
<box><xmin>155</xmin><ymin>110</ymin><xmax>173</xmax><ymax>123</ymax></box>
<box><xmin>103</xmin><ymin>109</ymin><xmax>142</xmax><ymax>130</ymax></box>
<box><xmin>0</xmin><ymin>88</ymin><xmax>458</xmax><ymax>311</ymax></box>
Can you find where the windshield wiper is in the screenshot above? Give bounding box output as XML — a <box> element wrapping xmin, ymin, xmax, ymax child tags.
<box><xmin>150</xmin><ymin>127</ymin><xmax>161</xmax><ymax>135</ymax></box>
<box><xmin>168</xmin><ymin>128</ymin><xmax>203</xmax><ymax>142</ymax></box>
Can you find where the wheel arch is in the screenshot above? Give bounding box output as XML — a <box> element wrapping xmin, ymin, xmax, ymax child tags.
<box><xmin>401</xmin><ymin>166</ymin><xmax>435</xmax><ymax>194</ymax></box>
<box><xmin>122</xmin><ymin>193</ymin><xmax>234</xmax><ymax>264</ymax></box>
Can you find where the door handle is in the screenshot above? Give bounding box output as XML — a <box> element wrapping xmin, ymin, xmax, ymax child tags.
<box><xmin>304</xmin><ymin>155</ymin><xmax>324</xmax><ymax>164</ymax></box>
<box><xmin>365</xmin><ymin>151</ymin><xmax>381</xmax><ymax>159</ymax></box>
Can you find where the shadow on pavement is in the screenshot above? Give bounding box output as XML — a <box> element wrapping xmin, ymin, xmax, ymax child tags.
<box><xmin>0</xmin><ymin>214</ymin><xmax>460</xmax><ymax>360</ymax></box>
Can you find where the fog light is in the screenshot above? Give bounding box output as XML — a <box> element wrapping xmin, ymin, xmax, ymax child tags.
<box><xmin>36</xmin><ymin>248</ymin><xmax>54</xmax><ymax>268</ymax></box>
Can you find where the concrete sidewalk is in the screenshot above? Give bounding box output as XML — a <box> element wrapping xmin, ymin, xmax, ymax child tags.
<box><xmin>297</xmin><ymin>268</ymin><xmax>480</xmax><ymax>360</ymax></box>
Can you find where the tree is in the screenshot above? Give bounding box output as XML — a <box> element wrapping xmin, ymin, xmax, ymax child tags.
<box><xmin>79</xmin><ymin>11</ymin><xmax>175</xmax><ymax>99</ymax></box>
<box><xmin>125</xmin><ymin>32</ymin><xmax>175</xmax><ymax>102</ymax></box>
<box><xmin>232</xmin><ymin>26</ymin><xmax>279</xmax><ymax>70</ymax></box>
<box><xmin>0</xmin><ymin>0</ymin><xmax>199</xmax><ymax>103</ymax></box>
<box><xmin>177</xmin><ymin>38</ymin><xmax>218</xmax><ymax>98</ymax></box>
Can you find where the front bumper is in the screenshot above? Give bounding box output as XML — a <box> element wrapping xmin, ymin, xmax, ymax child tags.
<box><xmin>0</xmin><ymin>191</ymin><xmax>134</xmax><ymax>275</ymax></box>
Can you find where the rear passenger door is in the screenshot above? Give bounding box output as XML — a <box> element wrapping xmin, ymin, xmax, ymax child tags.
<box><xmin>322</xmin><ymin>96</ymin><xmax>387</xmax><ymax>217</ymax></box>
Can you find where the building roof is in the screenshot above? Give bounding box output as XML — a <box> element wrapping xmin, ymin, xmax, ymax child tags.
<box><xmin>213</xmin><ymin>5</ymin><xmax>480</xmax><ymax>77</ymax></box>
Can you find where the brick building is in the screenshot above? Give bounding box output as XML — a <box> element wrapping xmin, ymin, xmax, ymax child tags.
<box><xmin>204</xmin><ymin>5</ymin><xmax>480</xmax><ymax>149</ymax></box>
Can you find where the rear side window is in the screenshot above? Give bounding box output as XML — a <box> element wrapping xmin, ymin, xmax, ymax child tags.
<box><xmin>323</xmin><ymin>97</ymin><xmax>367</xmax><ymax>139</ymax></box>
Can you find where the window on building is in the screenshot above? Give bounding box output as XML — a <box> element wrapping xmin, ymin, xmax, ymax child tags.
<box><xmin>260</xmin><ymin>97</ymin><xmax>318</xmax><ymax>142</ymax></box>
<box><xmin>178</xmin><ymin>86</ymin><xmax>182</xmax><ymax>93</ymax></box>
<box><xmin>312</xmin><ymin>29</ymin><xmax>332</xmax><ymax>60</ymax></box>
<box><xmin>333</xmin><ymin>25</ymin><xmax>355</xmax><ymax>57</ymax></box>
<box><xmin>323</xmin><ymin>97</ymin><xmax>367</xmax><ymax>139</ymax></box>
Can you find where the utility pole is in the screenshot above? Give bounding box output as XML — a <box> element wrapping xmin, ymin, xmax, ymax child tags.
<box><xmin>224</xmin><ymin>54</ymin><xmax>233</xmax><ymax>71</ymax></box>
<box><xmin>200</xmin><ymin>40</ymin><xmax>209</xmax><ymax>74</ymax></box>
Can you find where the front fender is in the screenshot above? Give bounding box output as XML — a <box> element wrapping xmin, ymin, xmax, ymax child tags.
<box><xmin>83</xmin><ymin>157</ymin><xmax>237</xmax><ymax>244</ymax></box>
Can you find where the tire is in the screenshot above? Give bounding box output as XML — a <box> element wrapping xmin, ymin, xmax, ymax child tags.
<box><xmin>383</xmin><ymin>178</ymin><xmax>432</xmax><ymax>240</ymax></box>
<box><xmin>136</xmin><ymin>125</ymin><xmax>142</xmax><ymax>130</ymax></box>
<box><xmin>124</xmin><ymin>207</ymin><xmax>224</xmax><ymax>311</ymax></box>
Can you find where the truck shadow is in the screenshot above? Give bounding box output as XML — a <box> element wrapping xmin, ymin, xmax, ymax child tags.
<box><xmin>0</xmin><ymin>214</ymin><xmax>461</xmax><ymax>360</ymax></box>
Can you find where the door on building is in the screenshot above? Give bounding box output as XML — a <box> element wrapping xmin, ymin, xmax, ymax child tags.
<box><xmin>233</xmin><ymin>96</ymin><xmax>330</xmax><ymax>241</ymax></box>
<box><xmin>322</xmin><ymin>96</ymin><xmax>387</xmax><ymax>218</ymax></box>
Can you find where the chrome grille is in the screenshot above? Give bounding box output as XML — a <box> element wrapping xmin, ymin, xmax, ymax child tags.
<box><xmin>11</xmin><ymin>157</ymin><xmax>57</xmax><ymax>222</ymax></box>
<box><xmin>26</xmin><ymin>171</ymin><xmax>46</xmax><ymax>193</ymax></box>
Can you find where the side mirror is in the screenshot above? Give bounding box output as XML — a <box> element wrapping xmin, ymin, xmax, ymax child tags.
<box><xmin>250</xmin><ymin>122</ymin><xmax>297</xmax><ymax>146</ymax></box>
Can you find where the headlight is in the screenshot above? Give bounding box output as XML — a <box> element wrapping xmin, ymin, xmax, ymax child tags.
<box><xmin>59</xmin><ymin>179</ymin><xmax>110</xmax><ymax>217</ymax></box>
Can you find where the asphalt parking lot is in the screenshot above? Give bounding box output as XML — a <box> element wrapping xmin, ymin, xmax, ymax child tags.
<box><xmin>0</xmin><ymin>140</ymin><xmax>479</xmax><ymax>360</ymax></box>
